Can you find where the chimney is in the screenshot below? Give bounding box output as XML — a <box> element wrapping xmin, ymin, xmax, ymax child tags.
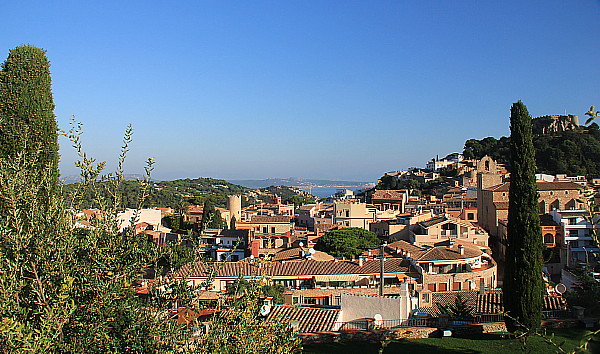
<box><xmin>358</xmin><ymin>257</ymin><xmax>364</xmax><ymax>267</ymax></box>
<box><xmin>458</xmin><ymin>244</ymin><xmax>465</xmax><ymax>255</ymax></box>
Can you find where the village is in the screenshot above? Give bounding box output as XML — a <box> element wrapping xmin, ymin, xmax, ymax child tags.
<box><xmin>71</xmin><ymin>120</ymin><xmax>600</xmax><ymax>342</ymax></box>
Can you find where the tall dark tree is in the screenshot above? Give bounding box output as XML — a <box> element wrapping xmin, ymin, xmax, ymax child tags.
<box><xmin>200</xmin><ymin>199</ymin><xmax>224</xmax><ymax>230</ymax></box>
<box><xmin>0</xmin><ymin>45</ymin><xmax>59</xmax><ymax>188</ymax></box>
<box><xmin>503</xmin><ymin>101</ymin><xmax>544</xmax><ymax>332</ymax></box>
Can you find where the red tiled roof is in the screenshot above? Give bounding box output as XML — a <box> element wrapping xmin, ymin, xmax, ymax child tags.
<box><xmin>251</xmin><ymin>215</ymin><xmax>292</xmax><ymax>223</ymax></box>
<box><xmin>417</xmin><ymin>290</ymin><xmax>567</xmax><ymax>316</ymax></box>
<box><xmin>177</xmin><ymin>258</ymin><xmax>412</xmax><ymax>279</ymax></box>
<box><xmin>493</xmin><ymin>202</ymin><xmax>510</xmax><ymax>209</ymax></box>
<box><xmin>372</xmin><ymin>190</ymin><xmax>407</xmax><ymax>200</ymax></box>
<box><xmin>271</xmin><ymin>247</ymin><xmax>334</xmax><ymax>262</ymax></box>
<box><xmin>266</xmin><ymin>305</ymin><xmax>341</xmax><ymax>333</ymax></box>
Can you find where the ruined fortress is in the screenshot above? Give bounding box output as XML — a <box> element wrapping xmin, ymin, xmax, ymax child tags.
<box><xmin>531</xmin><ymin>114</ymin><xmax>579</xmax><ymax>135</ymax></box>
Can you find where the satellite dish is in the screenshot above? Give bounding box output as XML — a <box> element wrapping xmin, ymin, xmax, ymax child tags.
<box><xmin>555</xmin><ymin>283</ymin><xmax>567</xmax><ymax>295</ymax></box>
<box><xmin>308</xmin><ymin>248</ymin><xmax>316</xmax><ymax>255</ymax></box>
<box><xmin>260</xmin><ymin>304</ymin><xmax>271</xmax><ymax>317</ymax></box>
<box><xmin>250</xmin><ymin>255</ymin><xmax>255</xmax><ymax>259</ymax></box>
<box><xmin>373</xmin><ymin>314</ymin><xmax>383</xmax><ymax>326</ymax></box>
<box><xmin>299</xmin><ymin>242</ymin><xmax>304</xmax><ymax>247</ymax></box>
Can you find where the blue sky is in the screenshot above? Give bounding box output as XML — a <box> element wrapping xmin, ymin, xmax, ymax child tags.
<box><xmin>1</xmin><ymin>1</ymin><xmax>599</xmax><ymax>182</ymax></box>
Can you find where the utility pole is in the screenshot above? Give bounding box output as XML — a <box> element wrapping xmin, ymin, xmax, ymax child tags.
<box><xmin>379</xmin><ymin>242</ymin><xmax>386</xmax><ymax>296</ymax></box>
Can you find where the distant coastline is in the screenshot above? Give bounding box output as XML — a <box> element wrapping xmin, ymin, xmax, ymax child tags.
<box><xmin>230</xmin><ymin>177</ymin><xmax>375</xmax><ymax>190</ymax></box>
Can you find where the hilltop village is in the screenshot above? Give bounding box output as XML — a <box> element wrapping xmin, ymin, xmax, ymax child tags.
<box><xmin>72</xmin><ymin>115</ymin><xmax>600</xmax><ymax>339</ymax></box>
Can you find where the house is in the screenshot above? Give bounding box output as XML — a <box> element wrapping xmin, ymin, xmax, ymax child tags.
<box><xmin>296</xmin><ymin>203</ymin><xmax>334</xmax><ymax>231</ymax></box>
<box><xmin>409</xmin><ymin>215</ymin><xmax>489</xmax><ymax>247</ymax></box>
<box><xmin>236</xmin><ymin>215</ymin><xmax>295</xmax><ymax>257</ymax></box>
<box><xmin>200</xmin><ymin>229</ymin><xmax>249</xmax><ymax>262</ymax></box>
<box><xmin>549</xmin><ymin>209</ymin><xmax>599</xmax><ymax>268</ymax></box>
<box><xmin>362</xmin><ymin>240</ymin><xmax>497</xmax><ymax>293</ymax></box>
<box><xmin>333</xmin><ymin>200</ymin><xmax>376</xmax><ymax>229</ymax></box>
<box><xmin>478</xmin><ymin>179</ymin><xmax>583</xmax><ymax>238</ymax></box>
<box><xmin>370</xmin><ymin>190</ymin><xmax>408</xmax><ymax>214</ymax></box>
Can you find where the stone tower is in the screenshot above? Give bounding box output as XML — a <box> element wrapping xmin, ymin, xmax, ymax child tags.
<box><xmin>227</xmin><ymin>195</ymin><xmax>242</xmax><ymax>222</ymax></box>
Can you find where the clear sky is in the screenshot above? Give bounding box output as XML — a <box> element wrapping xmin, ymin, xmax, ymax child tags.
<box><xmin>1</xmin><ymin>1</ymin><xmax>599</xmax><ymax>182</ymax></box>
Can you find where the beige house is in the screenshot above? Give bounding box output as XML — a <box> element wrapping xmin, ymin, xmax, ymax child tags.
<box><xmin>478</xmin><ymin>179</ymin><xmax>583</xmax><ymax>237</ymax></box>
<box><xmin>333</xmin><ymin>200</ymin><xmax>376</xmax><ymax>229</ymax></box>
<box><xmin>409</xmin><ymin>215</ymin><xmax>489</xmax><ymax>247</ymax></box>
<box><xmin>236</xmin><ymin>215</ymin><xmax>295</xmax><ymax>256</ymax></box>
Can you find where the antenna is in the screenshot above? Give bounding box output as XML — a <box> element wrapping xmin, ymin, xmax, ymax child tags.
<box><xmin>260</xmin><ymin>304</ymin><xmax>271</xmax><ymax>317</ymax></box>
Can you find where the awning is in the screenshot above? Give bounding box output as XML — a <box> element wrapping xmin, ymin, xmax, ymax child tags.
<box><xmin>313</xmin><ymin>274</ymin><xmax>361</xmax><ymax>282</ymax></box>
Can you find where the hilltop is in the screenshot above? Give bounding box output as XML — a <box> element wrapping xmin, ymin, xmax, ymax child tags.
<box><xmin>62</xmin><ymin>177</ymin><xmax>314</xmax><ymax>209</ymax></box>
<box><xmin>463</xmin><ymin>123</ymin><xmax>600</xmax><ymax>177</ymax></box>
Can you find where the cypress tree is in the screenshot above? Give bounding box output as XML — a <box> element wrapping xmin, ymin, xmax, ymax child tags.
<box><xmin>503</xmin><ymin>100</ymin><xmax>544</xmax><ymax>332</ymax></box>
<box><xmin>0</xmin><ymin>45</ymin><xmax>59</xmax><ymax>188</ymax></box>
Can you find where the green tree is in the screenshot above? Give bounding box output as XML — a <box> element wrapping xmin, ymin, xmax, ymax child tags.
<box><xmin>200</xmin><ymin>199</ymin><xmax>224</xmax><ymax>230</ymax></box>
<box><xmin>315</xmin><ymin>228</ymin><xmax>380</xmax><ymax>259</ymax></box>
<box><xmin>0</xmin><ymin>45</ymin><xmax>59</xmax><ymax>194</ymax></box>
<box><xmin>503</xmin><ymin>101</ymin><xmax>544</xmax><ymax>333</ymax></box>
<box><xmin>437</xmin><ymin>294</ymin><xmax>474</xmax><ymax>321</ymax></box>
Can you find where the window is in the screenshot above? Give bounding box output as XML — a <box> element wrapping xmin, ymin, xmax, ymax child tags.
<box><xmin>568</xmin><ymin>218</ymin><xmax>577</xmax><ymax>225</ymax></box>
<box><xmin>271</xmin><ymin>227</ymin><xmax>276</xmax><ymax>233</ymax></box>
<box><xmin>569</xmin><ymin>240</ymin><xmax>579</xmax><ymax>248</ymax></box>
<box><xmin>422</xmin><ymin>293</ymin><xmax>430</xmax><ymax>302</ymax></box>
<box><xmin>467</xmin><ymin>212</ymin><xmax>475</xmax><ymax>220</ymax></box>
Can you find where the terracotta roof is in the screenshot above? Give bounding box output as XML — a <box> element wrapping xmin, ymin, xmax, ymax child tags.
<box><xmin>416</xmin><ymin>245</ymin><xmax>481</xmax><ymax>261</ymax></box>
<box><xmin>372</xmin><ymin>190</ymin><xmax>407</xmax><ymax>200</ymax></box>
<box><xmin>177</xmin><ymin>258</ymin><xmax>412</xmax><ymax>279</ymax></box>
<box><xmin>419</xmin><ymin>217</ymin><xmax>447</xmax><ymax>228</ymax></box>
<box><xmin>220</xmin><ymin>229</ymin><xmax>249</xmax><ymax>238</ymax></box>
<box><xmin>251</xmin><ymin>215</ymin><xmax>292</xmax><ymax>223</ymax></box>
<box><xmin>315</xmin><ymin>224</ymin><xmax>338</xmax><ymax>232</ymax></box>
<box><xmin>486</xmin><ymin>181</ymin><xmax>582</xmax><ymax>192</ymax></box>
<box><xmin>417</xmin><ymin>290</ymin><xmax>567</xmax><ymax>316</ymax></box>
<box><xmin>266</xmin><ymin>305</ymin><xmax>341</xmax><ymax>333</ymax></box>
<box><xmin>363</xmin><ymin>240</ymin><xmax>483</xmax><ymax>262</ymax></box>
<box><xmin>272</xmin><ymin>247</ymin><xmax>335</xmax><ymax>262</ymax></box>
<box><xmin>299</xmin><ymin>204</ymin><xmax>317</xmax><ymax>211</ymax></box>
<box><xmin>493</xmin><ymin>202</ymin><xmax>510</xmax><ymax>209</ymax></box>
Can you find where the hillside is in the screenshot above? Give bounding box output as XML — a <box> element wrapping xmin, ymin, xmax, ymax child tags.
<box><xmin>63</xmin><ymin>177</ymin><xmax>313</xmax><ymax>210</ymax></box>
<box><xmin>463</xmin><ymin>123</ymin><xmax>600</xmax><ymax>177</ymax></box>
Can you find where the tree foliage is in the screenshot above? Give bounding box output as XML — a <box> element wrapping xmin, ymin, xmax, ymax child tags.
<box><xmin>201</xmin><ymin>199</ymin><xmax>225</xmax><ymax>230</ymax></box>
<box><xmin>0</xmin><ymin>45</ymin><xmax>301</xmax><ymax>352</ymax></box>
<box><xmin>0</xmin><ymin>45</ymin><xmax>59</xmax><ymax>188</ymax></box>
<box><xmin>315</xmin><ymin>228</ymin><xmax>380</xmax><ymax>259</ymax></box>
<box><xmin>437</xmin><ymin>294</ymin><xmax>474</xmax><ymax>321</ymax></box>
<box><xmin>503</xmin><ymin>101</ymin><xmax>544</xmax><ymax>333</ymax></box>
<box><xmin>463</xmin><ymin>123</ymin><xmax>600</xmax><ymax>177</ymax></box>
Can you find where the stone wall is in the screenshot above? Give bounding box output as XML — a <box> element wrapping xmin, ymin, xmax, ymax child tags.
<box><xmin>298</xmin><ymin>318</ymin><xmax>583</xmax><ymax>344</ymax></box>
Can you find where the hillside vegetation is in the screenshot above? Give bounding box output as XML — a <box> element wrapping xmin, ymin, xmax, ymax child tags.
<box><xmin>63</xmin><ymin>177</ymin><xmax>312</xmax><ymax>209</ymax></box>
<box><xmin>463</xmin><ymin>123</ymin><xmax>600</xmax><ymax>177</ymax></box>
